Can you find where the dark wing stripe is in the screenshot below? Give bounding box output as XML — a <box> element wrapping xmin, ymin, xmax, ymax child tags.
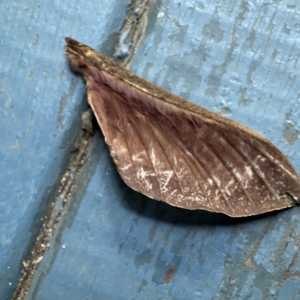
<box><xmin>126</xmin><ymin>114</ymin><xmax>163</xmax><ymax>198</ymax></box>
<box><xmin>234</xmin><ymin>130</ymin><xmax>294</xmax><ymax>177</ymax></box>
<box><xmin>223</xmin><ymin>133</ymin><xmax>280</xmax><ymax>201</ymax></box>
<box><xmin>185</xmin><ymin>142</ymin><xmax>234</xmax><ymax>213</ymax></box>
<box><xmin>260</xmin><ymin>149</ymin><xmax>295</xmax><ymax>177</ymax></box>
<box><xmin>154</xmin><ymin>121</ymin><xmax>217</xmax><ymax>208</ymax></box>
<box><xmin>146</xmin><ymin>122</ymin><xmax>186</xmax><ymax>197</ymax></box>
<box><xmin>163</xmin><ymin>120</ymin><xmax>232</xmax><ymax>213</ymax></box>
<box><xmin>155</xmin><ymin>111</ymin><xmax>231</xmax><ymax>209</ymax></box>
<box><xmin>207</xmin><ymin>140</ymin><xmax>256</xmax><ymax>209</ymax></box>
<box><xmin>193</xmin><ymin>142</ymin><xmax>236</xmax><ymax>214</ymax></box>
<box><xmin>121</xmin><ymin>118</ymin><xmax>141</xmax><ymax>183</ymax></box>
<box><xmin>154</xmin><ymin>121</ymin><xmax>206</xmax><ymax>195</ymax></box>
<box><xmin>128</xmin><ymin>116</ymin><xmax>162</xmax><ymax>198</ymax></box>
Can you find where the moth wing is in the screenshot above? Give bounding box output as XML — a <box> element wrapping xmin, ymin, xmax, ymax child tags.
<box><xmin>66</xmin><ymin>38</ymin><xmax>300</xmax><ymax>217</ymax></box>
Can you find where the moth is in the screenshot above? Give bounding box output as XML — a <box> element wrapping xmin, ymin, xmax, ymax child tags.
<box><xmin>65</xmin><ymin>37</ymin><xmax>300</xmax><ymax>217</ymax></box>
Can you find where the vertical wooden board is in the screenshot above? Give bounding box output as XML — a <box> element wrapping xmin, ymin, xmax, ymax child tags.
<box><xmin>0</xmin><ymin>0</ymin><xmax>130</xmax><ymax>298</ymax></box>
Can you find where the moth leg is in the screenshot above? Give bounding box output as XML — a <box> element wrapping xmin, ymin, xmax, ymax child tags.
<box><xmin>81</xmin><ymin>108</ymin><xmax>94</xmax><ymax>135</ymax></box>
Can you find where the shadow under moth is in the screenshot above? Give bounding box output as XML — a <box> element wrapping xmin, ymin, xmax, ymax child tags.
<box><xmin>65</xmin><ymin>37</ymin><xmax>300</xmax><ymax>217</ymax></box>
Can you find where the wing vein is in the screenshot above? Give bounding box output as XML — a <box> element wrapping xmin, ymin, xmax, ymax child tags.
<box><xmin>207</xmin><ymin>140</ymin><xmax>256</xmax><ymax>209</ymax></box>
<box><xmin>222</xmin><ymin>133</ymin><xmax>280</xmax><ymax>201</ymax></box>
<box><xmin>152</xmin><ymin>125</ymin><xmax>205</xmax><ymax>194</ymax></box>
<box><xmin>120</xmin><ymin>118</ymin><xmax>139</xmax><ymax>183</ymax></box>
<box><xmin>146</xmin><ymin>122</ymin><xmax>185</xmax><ymax>197</ymax></box>
<box><xmin>157</xmin><ymin>112</ymin><xmax>229</xmax><ymax>211</ymax></box>
<box><xmin>155</xmin><ymin>123</ymin><xmax>206</xmax><ymax>195</ymax></box>
<box><xmin>126</xmin><ymin>114</ymin><xmax>162</xmax><ymax>199</ymax></box>
<box><xmin>238</xmin><ymin>134</ymin><xmax>294</xmax><ymax>177</ymax></box>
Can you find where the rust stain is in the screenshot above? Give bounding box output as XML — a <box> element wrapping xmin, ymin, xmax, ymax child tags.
<box><xmin>28</xmin><ymin>70</ymin><xmax>34</xmax><ymax>78</ymax></box>
<box><xmin>56</xmin><ymin>77</ymin><xmax>77</xmax><ymax>128</ymax></box>
<box><xmin>238</xmin><ymin>87</ymin><xmax>253</xmax><ymax>107</ymax></box>
<box><xmin>283</xmin><ymin>123</ymin><xmax>299</xmax><ymax>146</ymax></box>
<box><xmin>283</xmin><ymin>250</ymin><xmax>300</xmax><ymax>280</ymax></box>
<box><xmin>33</xmin><ymin>33</ymin><xmax>39</xmax><ymax>47</ymax></box>
<box><xmin>164</xmin><ymin>267</ymin><xmax>176</xmax><ymax>284</ymax></box>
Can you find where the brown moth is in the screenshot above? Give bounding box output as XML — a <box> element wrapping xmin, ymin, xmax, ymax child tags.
<box><xmin>65</xmin><ymin>37</ymin><xmax>300</xmax><ymax>217</ymax></box>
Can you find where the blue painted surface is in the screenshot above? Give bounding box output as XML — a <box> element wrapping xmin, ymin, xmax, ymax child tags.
<box><xmin>0</xmin><ymin>0</ymin><xmax>130</xmax><ymax>298</ymax></box>
<box><xmin>2</xmin><ymin>0</ymin><xmax>300</xmax><ymax>299</ymax></box>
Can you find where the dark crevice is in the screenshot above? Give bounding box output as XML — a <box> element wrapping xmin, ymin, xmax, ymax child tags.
<box><xmin>279</xmin><ymin>191</ymin><xmax>299</xmax><ymax>206</ymax></box>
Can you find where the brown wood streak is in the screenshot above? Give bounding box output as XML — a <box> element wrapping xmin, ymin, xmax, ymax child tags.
<box><xmin>65</xmin><ymin>37</ymin><xmax>300</xmax><ymax>217</ymax></box>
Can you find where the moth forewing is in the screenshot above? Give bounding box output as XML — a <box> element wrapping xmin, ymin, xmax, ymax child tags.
<box><xmin>65</xmin><ymin>37</ymin><xmax>300</xmax><ymax>217</ymax></box>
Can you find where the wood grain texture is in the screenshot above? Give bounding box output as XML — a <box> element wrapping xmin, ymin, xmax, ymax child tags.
<box><xmin>66</xmin><ymin>37</ymin><xmax>300</xmax><ymax>217</ymax></box>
